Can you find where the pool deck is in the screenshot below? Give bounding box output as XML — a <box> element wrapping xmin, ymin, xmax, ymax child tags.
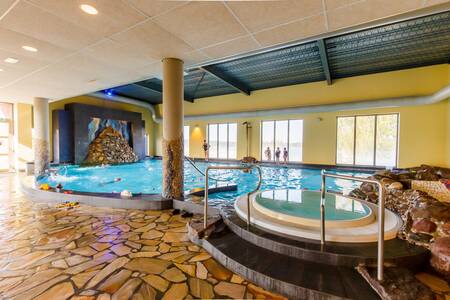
<box><xmin>0</xmin><ymin>173</ymin><xmax>284</xmax><ymax>299</ymax></box>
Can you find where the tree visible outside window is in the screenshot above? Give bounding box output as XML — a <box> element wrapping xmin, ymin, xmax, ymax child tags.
<box><xmin>336</xmin><ymin>114</ymin><xmax>398</xmax><ymax>167</ymax></box>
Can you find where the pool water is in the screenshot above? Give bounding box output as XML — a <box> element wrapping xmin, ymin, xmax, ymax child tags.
<box><xmin>38</xmin><ymin>159</ymin><xmax>372</xmax><ymax>200</ymax></box>
<box><xmin>255</xmin><ymin>190</ymin><xmax>371</xmax><ymax>221</ymax></box>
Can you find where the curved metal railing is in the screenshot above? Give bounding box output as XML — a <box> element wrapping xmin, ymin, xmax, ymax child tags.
<box><xmin>321</xmin><ymin>170</ymin><xmax>385</xmax><ymax>281</ymax></box>
<box><xmin>203</xmin><ymin>164</ymin><xmax>262</xmax><ymax>229</ymax></box>
<box><xmin>185</xmin><ymin>156</ymin><xmax>231</xmax><ymax>183</ymax></box>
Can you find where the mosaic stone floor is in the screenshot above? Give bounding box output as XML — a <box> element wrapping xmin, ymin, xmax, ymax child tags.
<box><xmin>0</xmin><ymin>174</ymin><xmax>285</xmax><ymax>300</ymax></box>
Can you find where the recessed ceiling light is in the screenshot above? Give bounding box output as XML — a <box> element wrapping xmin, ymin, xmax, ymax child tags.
<box><xmin>80</xmin><ymin>4</ymin><xmax>98</xmax><ymax>15</ymax></box>
<box><xmin>0</xmin><ymin>69</ymin><xmax>3</xmax><ymax>72</ymax></box>
<box><xmin>22</xmin><ymin>45</ymin><xmax>38</xmax><ymax>52</ymax></box>
<box><xmin>4</xmin><ymin>57</ymin><xmax>18</xmax><ymax>64</ymax></box>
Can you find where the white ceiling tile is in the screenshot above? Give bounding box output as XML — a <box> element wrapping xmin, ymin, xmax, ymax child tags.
<box><xmin>0</xmin><ymin>1</ymin><xmax>100</xmax><ymax>51</ymax></box>
<box><xmin>327</xmin><ymin>0</ymin><xmax>423</xmax><ymax>31</ymax></box>
<box><xmin>125</xmin><ymin>0</ymin><xmax>188</xmax><ymax>18</ymax></box>
<box><xmin>81</xmin><ymin>38</ymin><xmax>157</xmax><ymax>70</ymax></box>
<box><xmin>153</xmin><ymin>2</ymin><xmax>247</xmax><ymax>49</ymax></box>
<box><xmin>111</xmin><ymin>19</ymin><xmax>194</xmax><ymax>60</ymax></box>
<box><xmin>201</xmin><ymin>35</ymin><xmax>260</xmax><ymax>60</ymax></box>
<box><xmin>0</xmin><ymin>0</ymin><xmax>17</xmax><ymax>18</ymax></box>
<box><xmin>227</xmin><ymin>0</ymin><xmax>324</xmax><ymax>33</ymax></box>
<box><xmin>27</xmin><ymin>0</ymin><xmax>147</xmax><ymax>37</ymax></box>
<box><xmin>0</xmin><ymin>27</ymin><xmax>71</xmax><ymax>63</ymax></box>
<box><xmin>254</xmin><ymin>14</ymin><xmax>328</xmax><ymax>47</ymax></box>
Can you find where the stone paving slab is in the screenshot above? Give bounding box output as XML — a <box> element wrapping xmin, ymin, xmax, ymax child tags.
<box><xmin>0</xmin><ymin>174</ymin><xmax>284</xmax><ymax>300</ymax></box>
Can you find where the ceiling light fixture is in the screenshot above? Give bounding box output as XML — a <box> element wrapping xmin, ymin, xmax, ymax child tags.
<box><xmin>80</xmin><ymin>4</ymin><xmax>98</xmax><ymax>15</ymax></box>
<box><xmin>4</xmin><ymin>57</ymin><xmax>18</xmax><ymax>64</ymax></box>
<box><xmin>0</xmin><ymin>69</ymin><xmax>3</xmax><ymax>72</ymax></box>
<box><xmin>22</xmin><ymin>45</ymin><xmax>38</xmax><ymax>52</ymax></box>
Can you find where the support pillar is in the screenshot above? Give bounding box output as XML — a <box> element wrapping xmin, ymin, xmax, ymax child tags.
<box><xmin>33</xmin><ymin>97</ymin><xmax>49</xmax><ymax>177</ymax></box>
<box><xmin>162</xmin><ymin>58</ymin><xmax>184</xmax><ymax>199</ymax></box>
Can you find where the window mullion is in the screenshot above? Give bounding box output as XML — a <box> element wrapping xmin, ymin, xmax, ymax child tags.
<box><xmin>374</xmin><ymin>116</ymin><xmax>378</xmax><ymax>167</ymax></box>
<box><xmin>353</xmin><ymin>116</ymin><xmax>356</xmax><ymax>166</ymax></box>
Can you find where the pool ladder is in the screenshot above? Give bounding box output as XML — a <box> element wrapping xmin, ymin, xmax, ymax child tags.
<box><xmin>321</xmin><ymin>170</ymin><xmax>386</xmax><ymax>281</ymax></box>
<box><xmin>203</xmin><ymin>164</ymin><xmax>262</xmax><ymax>229</ymax></box>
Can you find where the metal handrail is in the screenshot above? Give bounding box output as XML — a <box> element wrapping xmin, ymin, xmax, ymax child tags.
<box><xmin>321</xmin><ymin>170</ymin><xmax>385</xmax><ymax>281</ymax></box>
<box><xmin>185</xmin><ymin>156</ymin><xmax>231</xmax><ymax>183</ymax></box>
<box><xmin>204</xmin><ymin>164</ymin><xmax>262</xmax><ymax>229</ymax></box>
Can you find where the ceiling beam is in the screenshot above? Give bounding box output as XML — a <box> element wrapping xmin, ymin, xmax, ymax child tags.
<box><xmin>317</xmin><ymin>39</ymin><xmax>332</xmax><ymax>85</ymax></box>
<box><xmin>133</xmin><ymin>82</ymin><xmax>194</xmax><ymax>103</ymax></box>
<box><xmin>200</xmin><ymin>65</ymin><xmax>251</xmax><ymax>96</ymax></box>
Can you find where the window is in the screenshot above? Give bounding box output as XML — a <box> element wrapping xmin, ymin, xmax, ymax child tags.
<box><xmin>336</xmin><ymin>114</ymin><xmax>398</xmax><ymax>167</ymax></box>
<box><xmin>261</xmin><ymin>120</ymin><xmax>303</xmax><ymax>162</ymax></box>
<box><xmin>183</xmin><ymin>126</ymin><xmax>190</xmax><ymax>157</ymax></box>
<box><xmin>207</xmin><ymin>123</ymin><xmax>237</xmax><ymax>159</ymax></box>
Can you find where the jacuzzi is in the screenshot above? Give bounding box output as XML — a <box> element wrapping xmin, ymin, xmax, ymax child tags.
<box><xmin>235</xmin><ymin>189</ymin><xmax>402</xmax><ymax>243</ymax></box>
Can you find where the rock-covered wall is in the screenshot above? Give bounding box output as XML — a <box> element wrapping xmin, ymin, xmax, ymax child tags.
<box><xmin>84</xmin><ymin>127</ymin><xmax>138</xmax><ymax>165</ymax></box>
<box><xmin>350</xmin><ymin>165</ymin><xmax>450</xmax><ymax>278</ymax></box>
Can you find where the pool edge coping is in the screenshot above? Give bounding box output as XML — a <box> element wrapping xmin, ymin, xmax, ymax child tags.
<box><xmin>19</xmin><ymin>174</ymin><xmax>172</xmax><ymax>210</ymax></box>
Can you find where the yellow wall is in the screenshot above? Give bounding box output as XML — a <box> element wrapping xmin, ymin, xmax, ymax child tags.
<box><xmin>16</xmin><ymin>103</ymin><xmax>33</xmax><ymax>169</ymax></box>
<box><xmin>156</xmin><ymin>64</ymin><xmax>450</xmax><ymax>168</ymax></box>
<box><xmin>48</xmin><ymin>95</ymin><xmax>156</xmax><ymax>160</ymax></box>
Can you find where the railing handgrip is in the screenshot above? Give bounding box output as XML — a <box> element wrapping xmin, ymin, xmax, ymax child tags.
<box><xmin>321</xmin><ymin>170</ymin><xmax>385</xmax><ymax>281</ymax></box>
<box><xmin>203</xmin><ymin>164</ymin><xmax>262</xmax><ymax>229</ymax></box>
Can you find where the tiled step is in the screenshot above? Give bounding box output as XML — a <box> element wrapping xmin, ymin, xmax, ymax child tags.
<box><xmin>198</xmin><ymin>229</ymin><xmax>380</xmax><ymax>300</ymax></box>
<box><xmin>223</xmin><ymin>211</ymin><xmax>429</xmax><ymax>268</ymax></box>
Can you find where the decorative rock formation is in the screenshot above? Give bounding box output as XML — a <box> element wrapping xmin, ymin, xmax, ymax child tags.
<box><xmin>241</xmin><ymin>156</ymin><xmax>258</xmax><ymax>164</ymax></box>
<box><xmin>430</xmin><ymin>237</ymin><xmax>450</xmax><ymax>279</ymax></box>
<box><xmin>350</xmin><ymin>164</ymin><xmax>450</xmax><ymax>277</ymax></box>
<box><xmin>84</xmin><ymin>127</ymin><xmax>138</xmax><ymax>165</ymax></box>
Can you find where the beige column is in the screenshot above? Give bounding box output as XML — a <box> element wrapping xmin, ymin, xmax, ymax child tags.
<box><xmin>33</xmin><ymin>97</ymin><xmax>49</xmax><ymax>177</ymax></box>
<box><xmin>162</xmin><ymin>58</ymin><xmax>184</xmax><ymax>199</ymax></box>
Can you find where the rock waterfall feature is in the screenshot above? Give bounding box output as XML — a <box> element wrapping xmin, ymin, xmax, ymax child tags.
<box><xmin>84</xmin><ymin>126</ymin><xmax>138</xmax><ymax>165</ymax></box>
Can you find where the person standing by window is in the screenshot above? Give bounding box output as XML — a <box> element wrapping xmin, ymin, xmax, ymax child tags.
<box><xmin>264</xmin><ymin>147</ymin><xmax>272</xmax><ymax>161</ymax></box>
<box><xmin>283</xmin><ymin>147</ymin><xmax>288</xmax><ymax>164</ymax></box>
<box><xmin>202</xmin><ymin>139</ymin><xmax>210</xmax><ymax>161</ymax></box>
<box><xmin>275</xmin><ymin>147</ymin><xmax>281</xmax><ymax>164</ymax></box>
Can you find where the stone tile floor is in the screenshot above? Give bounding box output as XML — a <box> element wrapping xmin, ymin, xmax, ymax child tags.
<box><xmin>0</xmin><ymin>174</ymin><xmax>285</xmax><ymax>300</ymax></box>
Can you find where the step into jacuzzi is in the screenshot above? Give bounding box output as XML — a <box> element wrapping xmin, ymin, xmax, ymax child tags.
<box><xmin>235</xmin><ymin>189</ymin><xmax>402</xmax><ymax>243</ymax></box>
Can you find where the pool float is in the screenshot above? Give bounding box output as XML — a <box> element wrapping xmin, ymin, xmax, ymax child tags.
<box><xmin>39</xmin><ymin>183</ymin><xmax>50</xmax><ymax>190</ymax></box>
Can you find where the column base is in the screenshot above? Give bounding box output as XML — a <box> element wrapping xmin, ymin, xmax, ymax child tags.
<box><xmin>162</xmin><ymin>136</ymin><xmax>184</xmax><ymax>199</ymax></box>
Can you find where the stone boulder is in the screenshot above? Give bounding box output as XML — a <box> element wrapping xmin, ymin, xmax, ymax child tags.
<box><xmin>84</xmin><ymin>126</ymin><xmax>138</xmax><ymax>165</ymax></box>
<box><xmin>430</xmin><ymin>237</ymin><xmax>450</xmax><ymax>278</ymax></box>
<box><xmin>241</xmin><ymin>156</ymin><xmax>258</xmax><ymax>164</ymax></box>
<box><xmin>349</xmin><ymin>165</ymin><xmax>450</xmax><ymax>278</ymax></box>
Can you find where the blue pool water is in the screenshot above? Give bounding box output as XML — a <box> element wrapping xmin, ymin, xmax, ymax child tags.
<box><xmin>255</xmin><ymin>190</ymin><xmax>371</xmax><ymax>221</ymax></box>
<box><xmin>38</xmin><ymin>159</ymin><xmax>372</xmax><ymax>200</ymax></box>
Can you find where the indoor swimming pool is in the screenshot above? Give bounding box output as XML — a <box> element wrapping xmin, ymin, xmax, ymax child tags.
<box><xmin>38</xmin><ymin>159</ymin><xmax>372</xmax><ymax>199</ymax></box>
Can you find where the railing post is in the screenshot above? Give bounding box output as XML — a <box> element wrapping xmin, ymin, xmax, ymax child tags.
<box><xmin>321</xmin><ymin>171</ymin><xmax>385</xmax><ymax>281</ymax></box>
<box><xmin>203</xmin><ymin>168</ymin><xmax>209</xmax><ymax>229</ymax></box>
<box><xmin>320</xmin><ymin>170</ymin><xmax>326</xmax><ymax>245</ymax></box>
<box><xmin>377</xmin><ymin>182</ymin><xmax>385</xmax><ymax>281</ymax></box>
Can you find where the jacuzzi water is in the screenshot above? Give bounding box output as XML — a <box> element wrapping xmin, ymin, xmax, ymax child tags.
<box><xmin>38</xmin><ymin>159</ymin><xmax>372</xmax><ymax>200</ymax></box>
<box><xmin>255</xmin><ymin>190</ymin><xmax>371</xmax><ymax>221</ymax></box>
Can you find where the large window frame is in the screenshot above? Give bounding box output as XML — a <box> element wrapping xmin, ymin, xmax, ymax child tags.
<box><xmin>207</xmin><ymin>123</ymin><xmax>237</xmax><ymax>160</ymax></box>
<box><xmin>183</xmin><ymin>125</ymin><xmax>190</xmax><ymax>157</ymax></box>
<box><xmin>260</xmin><ymin>119</ymin><xmax>303</xmax><ymax>162</ymax></box>
<box><xmin>335</xmin><ymin>113</ymin><xmax>399</xmax><ymax>167</ymax></box>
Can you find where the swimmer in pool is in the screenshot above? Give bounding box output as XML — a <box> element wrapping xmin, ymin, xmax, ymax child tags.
<box><xmin>99</xmin><ymin>177</ymin><xmax>121</xmax><ymax>186</ymax></box>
